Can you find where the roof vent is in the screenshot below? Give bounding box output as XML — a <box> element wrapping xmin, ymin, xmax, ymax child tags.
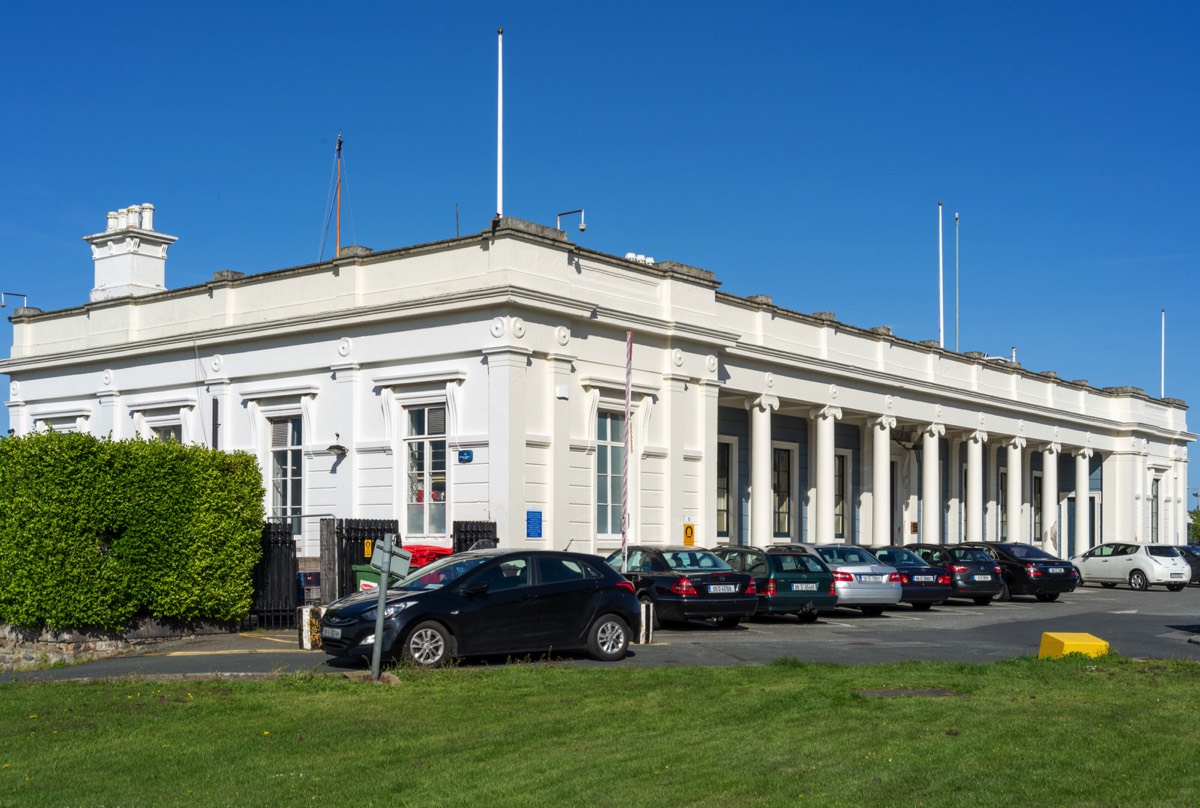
<box><xmin>812</xmin><ymin>311</ymin><xmax>837</xmax><ymax>322</ymax></box>
<box><xmin>869</xmin><ymin>325</ymin><xmax>892</xmax><ymax>336</ymax></box>
<box><xmin>748</xmin><ymin>294</ymin><xmax>773</xmax><ymax>306</ymax></box>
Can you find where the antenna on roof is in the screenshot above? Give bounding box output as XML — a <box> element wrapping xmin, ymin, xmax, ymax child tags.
<box><xmin>496</xmin><ymin>27</ymin><xmax>504</xmax><ymax>220</ymax></box>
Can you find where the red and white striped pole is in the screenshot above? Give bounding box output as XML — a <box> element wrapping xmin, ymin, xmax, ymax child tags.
<box><xmin>621</xmin><ymin>330</ymin><xmax>633</xmax><ymax>573</ymax></box>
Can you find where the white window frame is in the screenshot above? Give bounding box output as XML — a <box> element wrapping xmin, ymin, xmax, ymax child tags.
<box><xmin>717</xmin><ymin>436</ymin><xmax>739</xmax><ymax>540</ymax></box>
<box><xmin>403</xmin><ymin>402</ymin><xmax>449</xmax><ymax>540</ymax></box>
<box><xmin>771</xmin><ymin>440</ymin><xmax>799</xmax><ymax>541</ymax></box>
<box><xmin>267</xmin><ymin>413</ymin><xmax>304</xmax><ymax>536</ymax></box>
<box><xmin>834</xmin><ymin>447</ymin><xmax>853</xmax><ymax>541</ymax></box>
<box><xmin>595</xmin><ymin>409</ymin><xmax>627</xmax><ymax>541</ymax></box>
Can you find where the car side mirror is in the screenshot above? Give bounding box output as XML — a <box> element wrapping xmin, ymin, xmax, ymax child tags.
<box><xmin>461</xmin><ymin>582</ymin><xmax>489</xmax><ymax>598</ymax></box>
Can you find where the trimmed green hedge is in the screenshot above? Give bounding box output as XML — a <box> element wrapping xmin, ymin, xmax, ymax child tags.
<box><xmin>0</xmin><ymin>431</ymin><xmax>265</xmax><ymax>630</ymax></box>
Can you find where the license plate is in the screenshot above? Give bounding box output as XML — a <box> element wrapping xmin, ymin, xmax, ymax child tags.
<box><xmin>791</xmin><ymin>583</ymin><xmax>817</xmax><ymax>591</ymax></box>
<box><xmin>972</xmin><ymin>574</ymin><xmax>992</xmax><ymax>581</ymax></box>
<box><xmin>321</xmin><ymin>627</ymin><xmax>341</xmax><ymax>640</ymax></box>
<box><xmin>858</xmin><ymin>575</ymin><xmax>884</xmax><ymax>583</ymax></box>
<box><xmin>1171</xmin><ymin>573</ymin><xmax>1184</xmax><ymax>579</ymax></box>
<box><xmin>709</xmin><ymin>584</ymin><xmax>737</xmax><ymax>593</ymax></box>
<box><xmin>1048</xmin><ymin>567</ymin><xmax>1064</xmax><ymax>574</ymax></box>
<box><xmin>914</xmin><ymin>575</ymin><xmax>934</xmax><ymax>582</ymax></box>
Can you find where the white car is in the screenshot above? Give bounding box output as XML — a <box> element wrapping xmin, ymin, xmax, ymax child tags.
<box><xmin>1070</xmin><ymin>542</ymin><xmax>1191</xmax><ymax>592</ymax></box>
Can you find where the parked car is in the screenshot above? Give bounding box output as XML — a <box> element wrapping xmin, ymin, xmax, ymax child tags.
<box><xmin>905</xmin><ymin>543</ymin><xmax>1005</xmax><ymax>604</ymax></box>
<box><xmin>1178</xmin><ymin>545</ymin><xmax>1200</xmax><ymax>586</ymax></box>
<box><xmin>959</xmin><ymin>542</ymin><xmax>1078</xmax><ymax>601</ymax></box>
<box><xmin>1070</xmin><ymin>542</ymin><xmax>1192</xmax><ymax>591</ymax></box>
<box><xmin>868</xmin><ymin>546</ymin><xmax>953</xmax><ymax>610</ymax></box>
<box><xmin>811</xmin><ymin>545</ymin><xmax>902</xmax><ymax>617</ymax></box>
<box><xmin>605</xmin><ymin>545</ymin><xmax>757</xmax><ymax>629</ymax></box>
<box><xmin>709</xmin><ymin>543</ymin><xmax>837</xmax><ymax>622</ymax></box>
<box><xmin>320</xmin><ymin>549</ymin><xmax>640</xmax><ymax>666</ymax></box>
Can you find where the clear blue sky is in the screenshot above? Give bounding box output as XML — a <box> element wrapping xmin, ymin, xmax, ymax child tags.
<box><xmin>3</xmin><ymin>2</ymin><xmax>1197</xmax><ymax>497</ymax></box>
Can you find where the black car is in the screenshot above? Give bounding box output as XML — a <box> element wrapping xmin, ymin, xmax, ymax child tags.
<box><xmin>320</xmin><ymin>549</ymin><xmax>641</xmax><ymax>666</ymax></box>
<box><xmin>868</xmin><ymin>546</ymin><xmax>953</xmax><ymax>610</ymax></box>
<box><xmin>709</xmin><ymin>544</ymin><xmax>837</xmax><ymax>622</ymax></box>
<box><xmin>959</xmin><ymin>542</ymin><xmax>1078</xmax><ymax>602</ymax></box>
<box><xmin>1178</xmin><ymin>545</ymin><xmax>1200</xmax><ymax>586</ymax></box>
<box><xmin>905</xmin><ymin>543</ymin><xmax>1005</xmax><ymax>604</ymax></box>
<box><xmin>605</xmin><ymin>545</ymin><xmax>757</xmax><ymax>629</ymax></box>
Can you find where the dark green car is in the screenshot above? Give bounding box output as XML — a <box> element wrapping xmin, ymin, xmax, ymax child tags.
<box><xmin>709</xmin><ymin>544</ymin><xmax>837</xmax><ymax>622</ymax></box>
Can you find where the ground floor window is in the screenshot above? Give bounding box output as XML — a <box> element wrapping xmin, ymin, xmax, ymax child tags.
<box><xmin>1032</xmin><ymin>471</ymin><xmax>1043</xmax><ymax>542</ymax></box>
<box><xmin>716</xmin><ymin>441</ymin><xmax>732</xmax><ymax>538</ymax></box>
<box><xmin>595</xmin><ymin>411</ymin><xmax>625</xmax><ymax>537</ymax></box>
<box><xmin>772</xmin><ymin>446</ymin><xmax>792</xmax><ymax>538</ymax></box>
<box><xmin>834</xmin><ymin>449</ymin><xmax>852</xmax><ymax>540</ymax></box>
<box><xmin>270</xmin><ymin>416</ymin><xmax>303</xmax><ymax>533</ymax></box>
<box><xmin>1150</xmin><ymin>477</ymin><xmax>1160</xmax><ymax>541</ymax></box>
<box><xmin>406</xmin><ymin>405</ymin><xmax>447</xmax><ymax>536</ymax></box>
<box><xmin>152</xmin><ymin>424</ymin><xmax>183</xmax><ymax>443</ymax></box>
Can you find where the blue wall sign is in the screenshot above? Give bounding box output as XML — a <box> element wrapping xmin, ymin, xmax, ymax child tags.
<box><xmin>458</xmin><ymin>450</ymin><xmax>473</xmax><ymax>463</ymax></box>
<box><xmin>526</xmin><ymin>509</ymin><xmax>543</xmax><ymax>539</ymax></box>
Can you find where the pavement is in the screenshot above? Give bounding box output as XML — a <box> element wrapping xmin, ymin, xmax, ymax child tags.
<box><xmin>3</xmin><ymin>583</ymin><xmax>1198</xmax><ymax>682</ymax></box>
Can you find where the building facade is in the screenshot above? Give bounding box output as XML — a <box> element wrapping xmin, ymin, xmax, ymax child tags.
<box><xmin>2</xmin><ymin>207</ymin><xmax>1193</xmax><ymax>558</ymax></box>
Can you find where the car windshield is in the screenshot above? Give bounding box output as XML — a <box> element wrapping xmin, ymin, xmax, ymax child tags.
<box><xmin>774</xmin><ymin>554</ymin><xmax>827</xmax><ymax>573</ymax></box>
<box><xmin>873</xmin><ymin>548</ymin><xmax>926</xmax><ymax>566</ymax></box>
<box><xmin>392</xmin><ymin>555</ymin><xmax>491</xmax><ymax>591</ymax></box>
<box><xmin>948</xmin><ymin>548</ymin><xmax>993</xmax><ymax>563</ymax></box>
<box><xmin>663</xmin><ymin>550</ymin><xmax>732</xmax><ymax>572</ymax></box>
<box><xmin>817</xmin><ymin>546</ymin><xmax>879</xmax><ymax>565</ymax></box>
<box><xmin>1147</xmin><ymin>546</ymin><xmax>1181</xmax><ymax>557</ymax></box>
<box><xmin>1004</xmin><ymin>544</ymin><xmax>1056</xmax><ymax>561</ymax></box>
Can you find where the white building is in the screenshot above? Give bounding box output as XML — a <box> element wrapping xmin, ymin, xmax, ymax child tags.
<box><xmin>2</xmin><ymin>205</ymin><xmax>1193</xmax><ymax>558</ymax></box>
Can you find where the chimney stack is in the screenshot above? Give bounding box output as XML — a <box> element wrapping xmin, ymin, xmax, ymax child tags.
<box><xmin>84</xmin><ymin>203</ymin><xmax>177</xmax><ymax>302</ymax></box>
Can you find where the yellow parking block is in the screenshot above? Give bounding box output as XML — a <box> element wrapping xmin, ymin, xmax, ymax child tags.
<box><xmin>1038</xmin><ymin>632</ymin><xmax>1110</xmax><ymax>659</ymax></box>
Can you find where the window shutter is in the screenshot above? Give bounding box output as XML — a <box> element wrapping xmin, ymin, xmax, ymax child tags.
<box><xmin>428</xmin><ymin>407</ymin><xmax>446</xmax><ymax>436</ymax></box>
<box><xmin>271</xmin><ymin>420</ymin><xmax>290</xmax><ymax>447</ymax></box>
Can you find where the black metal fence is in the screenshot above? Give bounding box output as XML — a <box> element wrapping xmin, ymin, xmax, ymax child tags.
<box><xmin>333</xmin><ymin>518</ymin><xmax>400</xmax><ymax>600</ymax></box>
<box><xmin>453</xmin><ymin>520</ymin><xmax>498</xmax><ymax>553</ymax></box>
<box><xmin>250</xmin><ymin>519</ymin><xmax>298</xmax><ymax>629</ymax></box>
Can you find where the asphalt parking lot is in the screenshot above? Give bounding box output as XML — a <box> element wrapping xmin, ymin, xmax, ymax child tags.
<box><xmin>4</xmin><ymin>583</ymin><xmax>1198</xmax><ymax>682</ymax></box>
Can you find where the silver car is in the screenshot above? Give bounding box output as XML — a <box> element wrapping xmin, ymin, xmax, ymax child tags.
<box><xmin>1070</xmin><ymin>542</ymin><xmax>1191</xmax><ymax>592</ymax></box>
<box><xmin>812</xmin><ymin>544</ymin><xmax>902</xmax><ymax>616</ymax></box>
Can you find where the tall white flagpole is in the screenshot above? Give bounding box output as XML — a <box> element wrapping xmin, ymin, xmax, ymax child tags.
<box><xmin>1161</xmin><ymin>308</ymin><xmax>1166</xmax><ymax>398</ymax></box>
<box><xmin>621</xmin><ymin>331</ymin><xmax>633</xmax><ymax>573</ymax></box>
<box><xmin>497</xmin><ymin>28</ymin><xmax>503</xmax><ymax>218</ymax></box>
<box><xmin>954</xmin><ymin>211</ymin><xmax>959</xmax><ymax>352</ymax></box>
<box><xmin>938</xmin><ymin>202</ymin><xmax>944</xmax><ymax>348</ymax></box>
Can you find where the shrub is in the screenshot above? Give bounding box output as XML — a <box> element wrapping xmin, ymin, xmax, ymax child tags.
<box><xmin>0</xmin><ymin>431</ymin><xmax>264</xmax><ymax>630</ymax></box>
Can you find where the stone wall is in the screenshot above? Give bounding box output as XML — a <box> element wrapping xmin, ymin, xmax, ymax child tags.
<box><xmin>0</xmin><ymin>618</ymin><xmax>237</xmax><ymax>672</ymax></box>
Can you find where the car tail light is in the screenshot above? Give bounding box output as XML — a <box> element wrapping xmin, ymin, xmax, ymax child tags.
<box><xmin>937</xmin><ymin>574</ymin><xmax>951</xmax><ymax>585</ymax></box>
<box><xmin>616</xmin><ymin>580</ymin><xmax>635</xmax><ymax>595</ymax></box>
<box><xmin>745</xmin><ymin>579</ymin><xmax>758</xmax><ymax>595</ymax></box>
<box><xmin>1025</xmin><ymin>563</ymin><xmax>1042</xmax><ymax>578</ymax></box>
<box><xmin>993</xmin><ymin>565</ymin><xmax>1002</xmax><ymax>576</ymax></box>
<box><xmin>763</xmin><ymin>579</ymin><xmax>777</xmax><ymax>596</ymax></box>
<box><xmin>671</xmin><ymin>576</ymin><xmax>697</xmax><ymax>595</ymax></box>
<box><xmin>829</xmin><ymin>581</ymin><xmax>837</xmax><ymax>595</ymax></box>
<box><xmin>899</xmin><ymin>573</ymin><xmax>910</xmax><ymax>584</ymax></box>
<box><xmin>888</xmin><ymin>572</ymin><xmax>902</xmax><ymax>583</ymax></box>
<box><xmin>832</xmin><ymin>571</ymin><xmax>854</xmax><ymax>582</ymax></box>
<box><xmin>948</xmin><ymin>564</ymin><xmax>968</xmax><ymax>574</ymax></box>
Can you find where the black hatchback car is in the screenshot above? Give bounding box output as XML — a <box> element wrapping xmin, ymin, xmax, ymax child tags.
<box><xmin>905</xmin><ymin>543</ymin><xmax>1005</xmax><ymax>604</ymax></box>
<box><xmin>320</xmin><ymin>549</ymin><xmax>641</xmax><ymax>666</ymax></box>
<box><xmin>605</xmin><ymin>545</ymin><xmax>757</xmax><ymax>629</ymax></box>
<box><xmin>868</xmin><ymin>546</ymin><xmax>953</xmax><ymax>610</ymax></box>
<box><xmin>709</xmin><ymin>544</ymin><xmax>837</xmax><ymax>622</ymax></box>
<box><xmin>959</xmin><ymin>542</ymin><xmax>1078</xmax><ymax>602</ymax></box>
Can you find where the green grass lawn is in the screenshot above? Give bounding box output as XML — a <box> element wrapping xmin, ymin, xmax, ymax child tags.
<box><xmin>1</xmin><ymin>654</ymin><xmax>1197</xmax><ymax>807</ymax></box>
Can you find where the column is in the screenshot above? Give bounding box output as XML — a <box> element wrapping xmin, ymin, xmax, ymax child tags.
<box><xmin>812</xmin><ymin>406</ymin><xmax>842</xmax><ymax>542</ymax></box>
<box><xmin>548</xmin><ymin>354</ymin><xmax>575</xmax><ymax>548</ymax></box>
<box><xmin>1006</xmin><ymin>437</ymin><xmax>1026</xmax><ymax>543</ymax></box>
<box><xmin>872</xmin><ymin>416</ymin><xmax>895</xmax><ymax>545</ymax></box>
<box><xmin>985</xmin><ymin>443</ymin><xmax>1000</xmax><ymax>540</ymax></box>
<box><xmin>1075</xmin><ymin>447</ymin><xmax>1093</xmax><ymax>554</ymax></box>
<box><xmin>749</xmin><ymin>395</ymin><xmax>778</xmax><ymax>547</ymax></box>
<box><xmin>921</xmin><ymin>423</ymin><xmax>944</xmax><ymax>544</ymax></box>
<box><xmin>1041</xmin><ymin>443</ymin><xmax>1060</xmax><ymax>553</ymax></box>
<box><xmin>699</xmin><ymin>380</ymin><xmax>721</xmax><ymax>545</ymax></box>
<box><xmin>966</xmin><ymin>431</ymin><xmax>986</xmax><ymax>542</ymax></box>
<box><xmin>948</xmin><ymin>436</ymin><xmax>962</xmax><ymax>543</ymax></box>
<box><xmin>662</xmin><ymin>374</ymin><xmax>690</xmax><ymax>548</ymax></box>
<box><xmin>484</xmin><ymin>346</ymin><xmax>531</xmax><ymax>545</ymax></box>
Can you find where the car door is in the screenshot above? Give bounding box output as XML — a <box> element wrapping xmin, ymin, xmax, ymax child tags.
<box><xmin>1078</xmin><ymin>545</ymin><xmax>1110</xmax><ymax>581</ymax></box>
<box><xmin>523</xmin><ymin>554</ymin><xmax>606</xmax><ymax>647</ymax></box>
<box><xmin>452</xmin><ymin>555</ymin><xmax>536</xmax><ymax>655</ymax></box>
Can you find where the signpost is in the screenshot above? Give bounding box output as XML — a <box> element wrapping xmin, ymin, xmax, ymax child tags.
<box><xmin>369</xmin><ymin>534</ymin><xmax>410</xmax><ymax>681</ymax></box>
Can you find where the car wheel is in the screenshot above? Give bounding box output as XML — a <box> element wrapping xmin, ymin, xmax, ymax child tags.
<box><xmin>1166</xmin><ymin>584</ymin><xmax>1186</xmax><ymax>593</ymax></box>
<box><xmin>1129</xmin><ymin>570</ymin><xmax>1150</xmax><ymax>591</ymax></box>
<box><xmin>1035</xmin><ymin>593</ymin><xmax>1059</xmax><ymax>602</ymax></box>
<box><xmin>860</xmin><ymin>605</ymin><xmax>884</xmax><ymax>617</ymax></box>
<box><xmin>402</xmin><ymin>621</ymin><xmax>452</xmax><ymax>668</ymax></box>
<box><xmin>586</xmin><ymin>614</ymin><xmax>630</xmax><ymax>662</ymax></box>
<box><xmin>972</xmin><ymin>596</ymin><xmax>993</xmax><ymax>606</ymax></box>
<box><xmin>911</xmin><ymin>602</ymin><xmax>933</xmax><ymax>612</ymax></box>
<box><xmin>639</xmin><ymin>595</ymin><xmax>661</xmax><ymax>630</ymax></box>
<box><xmin>796</xmin><ymin>603</ymin><xmax>819</xmax><ymax>623</ymax></box>
<box><xmin>994</xmin><ymin>580</ymin><xmax>1012</xmax><ymax>602</ymax></box>
<box><xmin>715</xmin><ymin>616</ymin><xmax>741</xmax><ymax>629</ymax></box>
